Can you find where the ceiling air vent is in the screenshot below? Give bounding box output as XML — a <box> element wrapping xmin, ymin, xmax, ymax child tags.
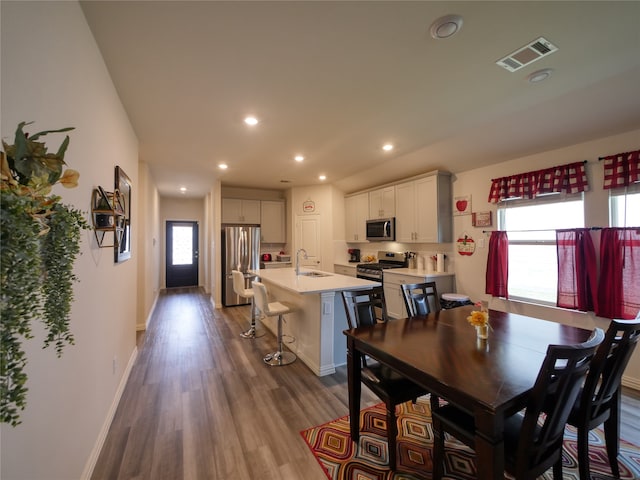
<box><xmin>496</xmin><ymin>37</ymin><xmax>558</xmax><ymax>72</ymax></box>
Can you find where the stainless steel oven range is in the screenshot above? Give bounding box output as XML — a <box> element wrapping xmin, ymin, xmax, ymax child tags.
<box><xmin>356</xmin><ymin>251</ymin><xmax>407</xmax><ymax>282</ymax></box>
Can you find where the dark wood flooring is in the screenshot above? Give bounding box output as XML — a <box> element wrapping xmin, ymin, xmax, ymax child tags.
<box><xmin>92</xmin><ymin>287</ymin><xmax>640</xmax><ymax>479</ymax></box>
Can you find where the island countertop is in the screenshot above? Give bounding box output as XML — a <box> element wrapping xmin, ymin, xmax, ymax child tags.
<box><xmin>250</xmin><ymin>267</ymin><xmax>378</xmax><ymax>294</ymax></box>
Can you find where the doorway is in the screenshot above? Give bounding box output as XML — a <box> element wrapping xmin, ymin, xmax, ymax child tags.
<box><xmin>166</xmin><ymin>221</ymin><xmax>199</xmax><ymax>288</ymax></box>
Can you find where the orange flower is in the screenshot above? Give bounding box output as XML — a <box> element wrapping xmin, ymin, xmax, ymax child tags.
<box><xmin>59</xmin><ymin>169</ymin><xmax>79</xmax><ymax>188</ymax></box>
<box><xmin>467</xmin><ymin>310</ymin><xmax>488</xmax><ymax>327</ymax></box>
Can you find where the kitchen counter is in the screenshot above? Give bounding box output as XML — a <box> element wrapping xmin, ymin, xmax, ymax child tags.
<box><xmin>259</xmin><ymin>261</ymin><xmax>292</xmax><ymax>269</ymax></box>
<box><xmin>250</xmin><ymin>267</ymin><xmax>379</xmax><ymax>376</ymax></box>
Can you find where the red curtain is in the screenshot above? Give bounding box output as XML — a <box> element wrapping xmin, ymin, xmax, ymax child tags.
<box><xmin>488</xmin><ymin>161</ymin><xmax>588</xmax><ymax>203</ymax></box>
<box><xmin>602</xmin><ymin>150</ymin><xmax>640</xmax><ymax>189</ymax></box>
<box><xmin>556</xmin><ymin>229</ymin><xmax>598</xmax><ymax>311</ymax></box>
<box><xmin>485</xmin><ymin>231</ymin><xmax>509</xmax><ymax>298</ymax></box>
<box><xmin>596</xmin><ymin>228</ymin><xmax>640</xmax><ymax>319</ymax></box>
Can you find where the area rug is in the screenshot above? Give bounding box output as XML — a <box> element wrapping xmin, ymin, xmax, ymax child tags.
<box><xmin>301</xmin><ymin>397</ymin><xmax>640</xmax><ymax>480</ymax></box>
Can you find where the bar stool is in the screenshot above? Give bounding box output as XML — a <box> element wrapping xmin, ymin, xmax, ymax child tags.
<box><xmin>231</xmin><ymin>270</ymin><xmax>264</xmax><ymax>339</ymax></box>
<box><xmin>252</xmin><ymin>280</ymin><xmax>297</xmax><ymax>366</ymax></box>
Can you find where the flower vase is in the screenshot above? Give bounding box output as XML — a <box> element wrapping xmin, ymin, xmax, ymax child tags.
<box><xmin>476</xmin><ymin>323</ymin><xmax>489</xmax><ymax>339</ymax></box>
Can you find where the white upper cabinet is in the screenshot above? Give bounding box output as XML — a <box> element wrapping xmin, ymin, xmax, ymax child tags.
<box><xmin>222</xmin><ymin>198</ymin><xmax>261</xmax><ymax>224</ymax></box>
<box><xmin>260</xmin><ymin>200</ymin><xmax>286</xmax><ymax>243</ymax></box>
<box><xmin>395</xmin><ymin>171</ymin><xmax>451</xmax><ymax>243</ymax></box>
<box><xmin>345</xmin><ymin>192</ymin><xmax>368</xmax><ymax>242</ymax></box>
<box><xmin>368</xmin><ymin>186</ymin><xmax>395</xmax><ymax>219</ymax></box>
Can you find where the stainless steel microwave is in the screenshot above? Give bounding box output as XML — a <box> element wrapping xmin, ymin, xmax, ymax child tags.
<box><xmin>366</xmin><ymin>218</ymin><xmax>396</xmax><ymax>242</ymax></box>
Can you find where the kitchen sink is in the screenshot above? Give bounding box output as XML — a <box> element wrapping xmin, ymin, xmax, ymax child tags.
<box><xmin>298</xmin><ymin>271</ymin><xmax>332</xmax><ymax>277</ymax></box>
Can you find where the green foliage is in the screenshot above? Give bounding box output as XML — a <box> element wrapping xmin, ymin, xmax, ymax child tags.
<box><xmin>1</xmin><ymin>122</ymin><xmax>88</xmax><ymax>426</ymax></box>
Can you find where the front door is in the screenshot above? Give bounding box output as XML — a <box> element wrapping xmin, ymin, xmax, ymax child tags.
<box><xmin>166</xmin><ymin>221</ymin><xmax>199</xmax><ymax>288</ymax></box>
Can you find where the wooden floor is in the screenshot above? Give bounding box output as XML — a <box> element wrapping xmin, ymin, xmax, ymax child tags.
<box><xmin>92</xmin><ymin>287</ymin><xmax>640</xmax><ymax>479</ymax></box>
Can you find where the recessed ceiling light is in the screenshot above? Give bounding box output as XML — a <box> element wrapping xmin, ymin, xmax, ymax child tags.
<box><xmin>294</xmin><ymin>155</ymin><xmax>304</xmax><ymax>162</ymax></box>
<box><xmin>319</xmin><ymin>175</ymin><xmax>327</xmax><ymax>181</ymax></box>
<box><xmin>430</xmin><ymin>14</ymin><xmax>463</xmax><ymax>39</ymax></box>
<box><xmin>218</xmin><ymin>163</ymin><xmax>228</xmax><ymax>170</ymax></box>
<box><xmin>527</xmin><ymin>68</ymin><xmax>553</xmax><ymax>83</ymax></box>
<box><xmin>244</xmin><ymin>116</ymin><xmax>258</xmax><ymax>126</ymax></box>
<box><xmin>180</xmin><ymin>187</ymin><xmax>187</xmax><ymax>193</ymax></box>
<box><xmin>382</xmin><ymin>143</ymin><xmax>394</xmax><ymax>152</ymax></box>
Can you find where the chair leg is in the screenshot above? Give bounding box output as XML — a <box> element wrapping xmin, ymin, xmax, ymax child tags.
<box><xmin>552</xmin><ymin>454</ymin><xmax>563</xmax><ymax>480</ymax></box>
<box><xmin>432</xmin><ymin>414</ymin><xmax>445</xmax><ymax>480</ymax></box>
<box><xmin>430</xmin><ymin>394</ymin><xmax>440</xmax><ymax>413</ymax></box>
<box><xmin>604</xmin><ymin>416</ymin><xmax>621</xmax><ymax>477</ymax></box>
<box><xmin>264</xmin><ymin>314</ymin><xmax>296</xmax><ymax>366</ymax></box>
<box><xmin>240</xmin><ymin>298</ymin><xmax>265</xmax><ymax>338</ymax></box>
<box><xmin>577</xmin><ymin>425</ymin><xmax>591</xmax><ymax>480</ymax></box>
<box><xmin>386</xmin><ymin>403</ymin><xmax>397</xmax><ymax>470</ymax></box>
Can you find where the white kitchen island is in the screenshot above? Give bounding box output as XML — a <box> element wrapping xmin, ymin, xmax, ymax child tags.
<box><xmin>249</xmin><ymin>267</ymin><xmax>379</xmax><ymax>376</ymax></box>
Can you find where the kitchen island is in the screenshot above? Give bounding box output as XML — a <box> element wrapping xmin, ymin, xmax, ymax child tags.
<box><xmin>249</xmin><ymin>267</ymin><xmax>378</xmax><ymax>376</ymax></box>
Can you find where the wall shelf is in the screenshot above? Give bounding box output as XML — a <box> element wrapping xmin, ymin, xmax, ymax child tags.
<box><xmin>91</xmin><ymin>187</ymin><xmax>124</xmax><ymax>248</ymax></box>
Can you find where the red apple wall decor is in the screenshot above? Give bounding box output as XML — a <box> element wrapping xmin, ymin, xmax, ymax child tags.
<box><xmin>454</xmin><ymin>195</ymin><xmax>471</xmax><ymax>215</ymax></box>
<box><xmin>456</xmin><ymin>234</ymin><xmax>476</xmax><ymax>256</ymax></box>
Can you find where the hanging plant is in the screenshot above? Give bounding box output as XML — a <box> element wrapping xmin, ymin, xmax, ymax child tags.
<box><xmin>1</xmin><ymin>121</ymin><xmax>89</xmax><ymax>426</ymax></box>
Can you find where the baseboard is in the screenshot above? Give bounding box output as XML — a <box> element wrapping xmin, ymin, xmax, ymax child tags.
<box><xmin>622</xmin><ymin>375</ymin><xmax>640</xmax><ymax>391</ymax></box>
<box><xmin>136</xmin><ymin>292</ymin><xmax>159</xmax><ymax>331</ymax></box>
<box><xmin>81</xmin><ymin>346</ymin><xmax>138</xmax><ymax>480</ymax></box>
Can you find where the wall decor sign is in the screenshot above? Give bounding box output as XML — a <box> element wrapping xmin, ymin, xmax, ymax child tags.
<box><xmin>456</xmin><ymin>233</ymin><xmax>476</xmax><ymax>256</ymax></box>
<box><xmin>303</xmin><ymin>200</ymin><xmax>315</xmax><ymax>213</ymax></box>
<box><xmin>472</xmin><ymin>211</ymin><xmax>493</xmax><ymax>227</ymax></box>
<box><xmin>115</xmin><ymin>166</ymin><xmax>132</xmax><ymax>263</ymax></box>
<box><xmin>454</xmin><ymin>195</ymin><xmax>471</xmax><ymax>215</ymax></box>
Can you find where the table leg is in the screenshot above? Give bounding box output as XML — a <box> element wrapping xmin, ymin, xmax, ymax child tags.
<box><xmin>474</xmin><ymin>411</ymin><xmax>505</xmax><ymax>480</ymax></box>
<box><xmin>346</xmin><ymin>336</ymin><xmax>362</xmax><ymax>443</ymax></box>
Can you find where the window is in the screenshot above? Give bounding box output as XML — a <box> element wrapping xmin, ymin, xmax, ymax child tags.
<box><xmin>498</xmin><ymin>195</ymin><xmax>584</xmax><ymax>304</ymax></box>
<box><xmin>609</xmin><ymin>183</ymin><xmax>640</xmax><ymax>227</ymax></box>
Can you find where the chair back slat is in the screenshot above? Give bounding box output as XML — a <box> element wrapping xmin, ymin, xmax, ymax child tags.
<box><xmin>341</xmin><ymin>287</ymin><xmax>388</xmax><ymax>329</ymax></box>
<box><xmin>401</xmin><ymin>282</ymin><xmax>441</xmax><ymax>317</ymax></box>
<box><xmin>515</xmin><ymin>328</ymin><xmax>604</xmax><ymax>475</ymax></box>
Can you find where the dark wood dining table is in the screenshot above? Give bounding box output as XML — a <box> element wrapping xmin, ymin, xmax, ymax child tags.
<box><xmin>344</xmin><ymin>305</ymin><xmax>592</xmax><ymax>480</ymax></box>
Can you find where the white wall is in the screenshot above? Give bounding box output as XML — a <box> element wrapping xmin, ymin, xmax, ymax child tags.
<box><xmin>451</xmin><ymin>128</ymin><xmax>640</xmax><ymax>388</ymax></box>
<box><xmin>159</xmin><ymin>196</ymin><xmax>205</xmax><ymax>289</ymax></box>
<box><xmin>1</xmin><ymin>2</ymin><xmax>144</xmax><ymax>478</ymax></box>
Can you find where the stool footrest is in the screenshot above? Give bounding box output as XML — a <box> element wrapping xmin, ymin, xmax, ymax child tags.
<box><xmin>264</xmin><ymin>350</ymin><xmax>297</xmax><ymax>366</ymax></box>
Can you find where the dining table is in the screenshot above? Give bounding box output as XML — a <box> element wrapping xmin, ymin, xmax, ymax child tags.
<box><xmin>344</xmin><ymin>305</ymin><xmax>592</xmax><ymax>480</ymax></box>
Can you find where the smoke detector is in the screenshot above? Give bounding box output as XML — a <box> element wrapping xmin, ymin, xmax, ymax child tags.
<box><xmin>496</xmin><ymin>37</ymin><xmax>558</xmax><ymax>72</ymax></box>
<box><xmin>430</xmin><ymin>15</ymin><xmax>463</xmax><ymax>39</ymax></box>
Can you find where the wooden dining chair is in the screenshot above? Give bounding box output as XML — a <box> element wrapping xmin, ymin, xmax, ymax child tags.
<box><xmin>568</xmin><ymin>317</ymin><xmax>640</xmax><ymax>480</ymax></box>
<box><xmin>341</xmin><ymin>286</ymin><xmax>428</xmax><ymax>470</ymax></box>
<box><xmin>400</xmin><ymin>281</ymin><xmax>442</xmax><ymax>412</ymax></box>
<box><xmin>432</xmin><ymin>328</ymin><xmax>605</xmax><ymax>480</ymax></box>
<box><xmin>400</xmin><ymin>281</ymin><xmax>441</xmax><ymax>316</ymax></box>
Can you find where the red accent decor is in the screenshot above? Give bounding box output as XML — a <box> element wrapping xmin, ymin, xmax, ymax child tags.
<box><xmin>597</xmin><ymin>227</ymin><xmax>640</xmax><ymax>319</ymax></box>
<box><xmin>556</xmin><ymin>229</ymin><xmax>598</xmax><ymax>311</ymax></box>
<box><xmin>485</xmin><ymin>231</ymin><xmax>509</xmax><ymax>298</ymax></box>
<box><xmin>488</xmin><ymin>161</ymin><xmax>588</xmax><ymax>204</ymax></box>
<box><xmin>602</xmin><ymin>149</ymin><xmax>640</xmax><ymax>189</ymax></box>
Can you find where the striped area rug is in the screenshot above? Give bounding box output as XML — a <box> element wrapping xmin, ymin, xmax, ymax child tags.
<box><xmin>301</xmin><ymin>397</ymin><xmax>640</xmax><ymax>480</ymax></box>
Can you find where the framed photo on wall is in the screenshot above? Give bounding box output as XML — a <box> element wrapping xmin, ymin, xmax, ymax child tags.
<box><xmin>472</xmin><ymin>211</ymin><xmax>492</xmax><ymax>227</ymax></box>
<box><xmin>115</xmin><ymin>166</ymin><xmax>132</xmax><ymax>263</ymax></box>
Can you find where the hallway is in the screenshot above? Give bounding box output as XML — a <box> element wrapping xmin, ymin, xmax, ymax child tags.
<box><xmin>91</xmin><ymin>288</ymin><xmax>377</xmax><ymax>479</ymax></box>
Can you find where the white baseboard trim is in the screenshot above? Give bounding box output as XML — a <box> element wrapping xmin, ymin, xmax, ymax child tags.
<box><xmin>81</xmin><ymin>346</ymin><xmax>138</xmax><ymax>480</ymax></box>
<box><xmin>137</xmin><ymin>292</ymin><xmax>159</xmax><ymax>331</ymax></box>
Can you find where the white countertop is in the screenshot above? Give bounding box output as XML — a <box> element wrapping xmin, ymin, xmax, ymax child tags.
<box><xmin>250</xmin><ymin>267</ymin><xmax>379</xmax><ymax>294</ymax></box>
<box><xmin>384</xmin><ymin>268</ymin><xmax>455</xmax><ymax>277</ymax></box>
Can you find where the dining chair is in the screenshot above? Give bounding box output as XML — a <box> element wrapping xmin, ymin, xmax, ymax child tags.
<box><xmin>568</xmin><ymin>317</ymin><xmax>640</xmax><ymax>480</ymax></box>
<box><xmin>400</xmin><ymin>281</ymin><xmax>442</xmax><ymax>412</ymax></box>
<box><xmin>341</xmin><ymin>286</ymin><xmax>428</xmax><ymax>470</ymax></box>
<box><xmin>252</xmin><ymin>281</ymin><xmax>297</xmax><ymax>366</ymax></box>
<box><xmin>231</xmin><ymin>270</ymin><xmax>264</xmax><ymax>338</ymax></box>
<box><xmin>400</xmin><ymin>281</ymin><xmax>441</xmax><ymax>316</ymax></box>
<box><xmin>432</xmin><ymin>328</ymin><xmax>605</xmax><ymax>480</ymax></box>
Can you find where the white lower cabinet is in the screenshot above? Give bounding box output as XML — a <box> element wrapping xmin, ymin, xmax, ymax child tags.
<box><xmin>383</xmin><ymin>271</ymin><xmax>455</xmax><ymax>319</ymax></box>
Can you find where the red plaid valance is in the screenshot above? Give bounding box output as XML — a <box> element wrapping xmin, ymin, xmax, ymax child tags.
<box><xmin>602</xmin><ymin>149</ymin><xmax>640</xmax><ymax>189</ymax></box>
<box><xmin>488</xmin><ymin>161</ymin><xmax>588</xmax><ymax>204</ymax></box>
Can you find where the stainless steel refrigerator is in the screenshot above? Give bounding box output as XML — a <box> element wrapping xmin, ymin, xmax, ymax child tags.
<box><xmin>222</xmin><ymin>225</ymin><xmax>260</xmax><ymax>307</ymax></box>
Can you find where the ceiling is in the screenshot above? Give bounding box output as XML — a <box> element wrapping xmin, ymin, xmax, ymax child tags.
<box><xmin>80</xmin><ymin>1</ymin><xmax>640</xmax><ymax>198</ymax></box>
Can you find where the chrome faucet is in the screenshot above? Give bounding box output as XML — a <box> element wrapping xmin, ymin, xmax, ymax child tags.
<box><xmin>296</xmin><ymin>248</ymin><xmax>308</xmax><ymax>275</ymax></box>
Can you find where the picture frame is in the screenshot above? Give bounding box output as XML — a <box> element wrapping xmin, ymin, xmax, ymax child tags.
<box><xmin>472</xmin><ymin>211</ymin><xmax>492</xmax><ymax>227</ymax></box>
<box><xmin>114</xmin><ymin>166</ymin><xmax>132</xmax><ymax>263</ymax></box>
<box><xmin>454</xmin><ymin>195</ymin><xmax>471</xmax><ymax>216</ymax></box>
